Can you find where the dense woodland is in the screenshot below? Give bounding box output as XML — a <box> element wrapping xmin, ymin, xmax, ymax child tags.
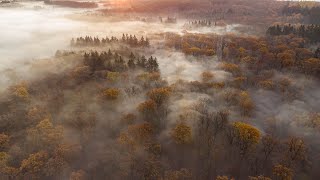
<box><xmin>71</xmin><ymin>35</ymin><xmax>150</xmax><ymax>48</ymax></box>
<box><xmin>282</xmin><ymin>5</ymin><xmax>320</xmax><ymax>24</ymax></box>
<box><xmin>0</xmin><ymin>30</ymin><xmax>319</xmax><ymax>179</ymax></box>
<box><xmin>1</xmin><ymin>0</ymin><xmax>320</xmax><ymax>180</ymax></box>
<box><xmin>267</xmin><ymin>24</ymin><xmax>320</xmax><ymax>43</ymax></box>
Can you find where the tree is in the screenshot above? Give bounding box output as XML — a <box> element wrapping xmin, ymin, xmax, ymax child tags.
<box><xmin>106</xmin><ymin>72</ymin><xmax>120</xmax><ymax>83</ymax></box>
<box><xmin>146</xmin><ymin>56</ymin><xmax>159</xmax><ymax>72</ymax></box>
<box><xmin>277</xmin><ymin>52</ymin><xmax>295</xmax><ymax>69</ymax></box>
<box><xmin>194</xmin><ymin>102</ymin><xmax>229</xmax><ymax>180</ymax></box>
<box><xmin>10</xmin><ymin>83</ymin><xmax>29</xmax><ymax>100</ymax></box>
<box><xmin>201</xmin><ymin>71</ymin><xmax>214</xmax><ymax>82</ymax></box>
<box><xmin>138</xmin><ymin>100</ymin><xmax>157</xmax><ymax>119</ymax></box>
<box><xmin>272</xmin><ymin>164</ymin><xmax>293</xmax><ymax>180</ymax></box>
<box><xmin>261</xmin><ymin>135</ymin><xmax>279</xmax><ymax>164</ymax></box>
<box><xmin>249</xmin><ymin>175</ymin><xmax>271</xmax><ymax>180</ymax></box>
<box><xmin>20</xmin><ymin>151</ymin><xmax>49</xmax><ymax>178</ymax></box>
<box><xmin>163</xmin><ymin>168</ymin><xmax>193</xmax><ymax>180</ymax></box>
<box><xmin>315</xmin><ymin>47</ymin><xmax>320</xmax><ymax>58</ymax></box>
<box><xmin>147</xmin><ymin>87</ymin><xmax>171</xmax><ymax>106</ymax></box>
<box><xmin>171</xmin><ymin>121</ymin><xmax>193</xmax><ymax>145</ymax></box>
<box><xmin>232</xmin><ymin>122</ymin><xmax>261</xmax><ymax>156</ymax></box>
<box><xmin>118</xmin><ymin>123</ymin><xmax>154</xmax><ymax>150</ymax></box>
<box><xmin>0</xmin><ymin>134</ymin><xmax>9</xmax><ymax>151</ymax></box>
<box><xmin>101</xmin><ymin>88</ymin><xmax>121</xmax><ymax>101</ymax></box>
<box><xmin>128</xmin><ymin>52</ymin><xmax>136</xmax><ymax>69</ymax></box>
<box><xmin>121</xmin><ymin>113</ymin><xmax>137</xmax><ymax>125</ymax></box>
<box><xmin>137</xmin><ymin>56</ymin><xmax>147</xmax><ymax>68</ymax></box>
<box><xmin>27</xmin><ymin>118</ymin><xmax>64</xmax><ymax>151</ymax></box>
<box><xmin>283</xmin><ymin>137</ymin><xmax>306</xmax><ymax>167</ymax></box>
<box><xmin>69</xmin><ymin>170</ymin><xmax>87</xmax><ymax>180</ymax></box>
<box><xmin>302</xmin><ymin>58</ymin><xmax>320</xmax><ymax>75</ymax></box>
<box><xmin>216</xmin><ymin>176</ymin><xmax>235</xmax><ymax>180</ymax></box>
<box><xmin>258</xmin><ymin>80</ymin><xmax>275</xmax><ymax>90</ymax></box>
<box><xmin>238</xmin><ymin>91</ymin><xmax>254</xmax><ymax>117</ymax></box>
<box><xmin>220</xmin><ymin>63</ymin><xmax>241</xmax><ymax>76</ymax></box>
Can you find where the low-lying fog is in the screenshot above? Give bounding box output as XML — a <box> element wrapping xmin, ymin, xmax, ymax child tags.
<box><xmin>0</xmin><ymin>1</ymin><xmax>243</xmax><ymax>91</ymax></box>
<box><xmin>0</xmin><ymin>1</ymin><xmax>241</xmax><ymax>63</ymax></box>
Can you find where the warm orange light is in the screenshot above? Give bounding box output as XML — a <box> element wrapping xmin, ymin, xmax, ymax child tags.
<box><xmin>113</xmin><ymin>0</ymin><xmax>131</xmax><ymax>8</ymax></box>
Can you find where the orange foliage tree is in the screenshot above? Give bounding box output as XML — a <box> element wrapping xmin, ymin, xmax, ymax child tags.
<box><xmin>171</xmin><ymin>121</ymin><xmax>193</xmax><ymax>145</ymax></box>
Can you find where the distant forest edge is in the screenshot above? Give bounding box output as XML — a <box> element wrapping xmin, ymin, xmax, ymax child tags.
<box><xmin>267</xmin><ymin>24</ymin><xmax>320</xmax><ymax>43</ymax></box>
<box><xmin>282</xmin><ymin>5</ymin><xmax>320</xmax><ymax>24</ymax></box>
<box><xmin>44</xmin><ymin>0</ymin><xmax>98</xmax><ymax>8</ymax></box>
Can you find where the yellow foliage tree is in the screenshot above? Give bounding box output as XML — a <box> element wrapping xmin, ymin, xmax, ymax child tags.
<box><xmin>138</xmin><ymin>100</ymin><xmax>157</xmax><ymax>115</ymax></box>
<box><xmin>272</xmin><ymin>164</ymin><xmax>293</xmax><ymax>180</ymax></box>
<box><xmin>20</xmin><ymin>151</ymin><xmax>49</xmax><ymax>176</ymax></box>
<box><xmin>232</xmin><ymin>122</ymin><xmax>261</xmax><ymax>155</ymax></box>
<box><xmin>220</xmin><ymin>63</ymin><xmax>241</xmax><ymax>76</ymax></box>
<box><xmin>10</xmin><ymin>83</ymin><xmax>29</xmax><ymax>100</ymax></box>
<box><xmin>302</xmin><ymin>58</ymin><xmax>320</xmax><ymax>75</ymax></box>
<box><xmin>147</xmin><ymin>87</ymin><xmax>171</xmax><ymax>106</ymax></box>
<box><xmin>163</xmin><ymin>168</ymin><xmax>193</xmax><ymax>180</ymax></box>
<box><xmin>27</xmin><ymin>118</ymin><xmax>64</xmax><ymax>150</ymax></box>
<box><xmin>106</xmin><ymin>71</ymin><xmax>120</xmax><ymax>82</ymax></box>
<box><xmin>238</xmin><ymin>91</ymin><xmax>254</xmax><ymax>117</ymax></box>
<box><xmin>249</xmin><ymin>175</ymin><xmax>271</xmax><ymax>180</ymax></box>
<box><xmin>101</xmin><ymin>88</ymin><xmax>121</xmax><ymax>100</ymax></box>
<box><xmin>171</xmin><ymin>121</ymin><xmax>193</xmax><ymax>145</ymax></box>
<box><xmin>0</xmin><ymin>134</ymin><xmax>9</xmax><ymax>151</ymax></box>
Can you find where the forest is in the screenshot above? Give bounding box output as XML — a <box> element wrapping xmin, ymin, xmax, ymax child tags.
<box><xmin>282</xmin><ymin>5</ymin><xmax>320</xmax><ymax>24</ymax></box>
<box><xmin>0</xmin><ymin>0</ymin><xmax>320</xmax><ymax>180</ymax></box>
<box><xmin>267</xmin><ymin>24</ymin><xmax>320</xmax><ymax>43</ymax></box>
<box><xmin>71</xmin><ymin>35</ymin><xmax>150</xmax><ymax>48</ymax></box>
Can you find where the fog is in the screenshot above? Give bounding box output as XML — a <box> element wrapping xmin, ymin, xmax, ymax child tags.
<box><xmin>0</xmin><ymin>1</ymin><xmax>241</xmax><ymax>92</ymax></box>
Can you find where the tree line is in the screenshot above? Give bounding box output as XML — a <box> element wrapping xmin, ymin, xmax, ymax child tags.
<box><xmin>71</xmin><ymin>34</ymin><xmax>150</xmax><ymax>47</ymax></box>
<box><xmin>267</xmin><ymin>24</ymin><xmax>320</xmax><ymax>43</ymax></box>
<box><xmin>282</xmin><ymin>5</ymin><xmax>320</xmax><ymax>24</ymax></box>
<box><xmin>188</xmin><ymin>20</ymin><xmax>215</xmax><ymax>27</ymax></box>
<box><xmin>83</xmin><ymin>50</ymin><xmax>159</xmax><ymax>73</ymax></box>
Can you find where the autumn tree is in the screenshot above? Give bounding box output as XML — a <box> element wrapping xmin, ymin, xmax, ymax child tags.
<box><xmin>20</xmin><ymin>151</ymin><xmax>49</xmax><ymax>178</ymax></box>
<box><xmin>201</xmin><ymin>71</ymin><xmax>214</xmax><ymax>82</ymax></box>
<box><xmin>27</xmin><ymin>118</ymin><xmax>64</xmax><ymax>151</ymax></box>
<box><xmin>302</xmin><ymin>58</ymin><xmax>320</xmax><ymax>75</ymax></box>
<box><xmin>163</xmin><ymin>168</ymin><xmax>193</xmax><ymax>180</ymax></box>
<box><xmin>258</xmin><ymin>80</ymin><xmax>275</xmax><ymax>90</ymax></box>
<box><xmin>283</xmin><ymin>137</ymin><xmax>306</xmax><ymax>168</ymax></box>
<box><xmin>231</xmin><ymin>122</ymin><xmax>261</xmax><ymax>156</ymax></box>
<box><xmin>261</xmin><ymin>135</ymin><xmax>279</xmax><ymax>166</ymax></box>
<box><xmin>277</xmin><ymin>51</ymin><xmax>295</xmax><ymax>69</ymax></box>
<box><xmin>147</xmin><ymin>87</ymin><xmax>171</xmax><ymax>106</ymax></box>
<box><xmin>220</xmin><ymin>63</ymin><xmax>241</xmax><ymax>76</ymax></box>
<box><xmin>69</xmin><ymin>170</ymin><xmax>87</xmax><ymax>180</ymax></box>
<box><xmin>0</xmin><ymin>134</ymin><xmax>9</xmax><ymax>151</ymax></box>
<box><xmin>272</xmin><ymin>164</ymin><xmax>293</xmax><ymax>180</ymax></box>
<box><xmin>121</xmin><ymin>113</ymin><xmax>137</xmax><ymax>125</ymax></box>
<box><xmin>249</xmin><ymin>175</ymin><xmax>271</xmax><ymax>180</ymax></box>
<box><xmin>138</xmin><ymin>100</ymin><xmax>157</xmax><ymax>120</ymax></box>
<box><xmin>118</xmin><ymin>122</ymin><xmax>154</xmax><ymax>150</ymax></box>
<box><xmin>216</xmin><ymin>176</ymin><xmax>235</xmax><ymax>180</ymax></box>
<box><xmin>10</xmin><ymin>83</ymin><xmax>29</xmax><ymax>101</ymax></box>
<box><xmin>106</xmin><ymin>71</ymin><xmax>120</xmax><ymax>83</ymax></box>
<box><xmin>171</xmin><ymin>121</ymin><xmax>193</xmax><ymax>145</ymax></box>
<box><xmin>194</xmin><ymin>101</ymin><xmax>229</xmax><ymax>179</ymax></box>
<box><xmin>238</xmin><ymin>91</ymin><xmax>254</xmax><ymax>117</ymax></box>
<box><xmin>101</xmin><ymin>88</ymin><xmax>121</xmax><ymax>101</ymax></box>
